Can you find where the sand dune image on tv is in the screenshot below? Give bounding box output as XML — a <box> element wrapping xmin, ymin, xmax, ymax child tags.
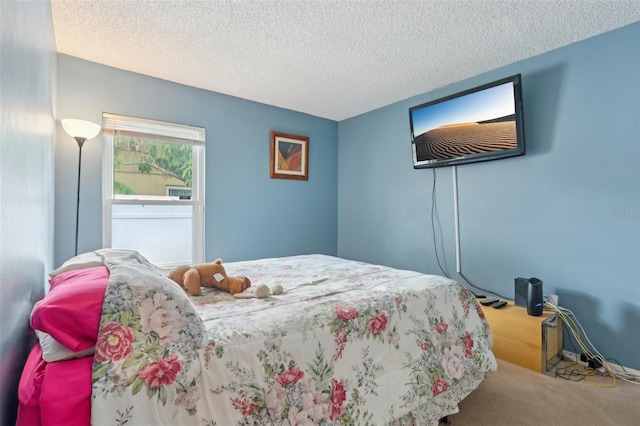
<box><xmin>414</xmin><ymin>114</ymin><xmax>517</xmax><ymax>162</ymax></box>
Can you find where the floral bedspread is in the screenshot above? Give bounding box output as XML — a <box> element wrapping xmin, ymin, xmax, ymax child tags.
<box><xmin>91</xmin><ymin>250</ymin><xmax>496</xmax><ymax>426</ymax></box>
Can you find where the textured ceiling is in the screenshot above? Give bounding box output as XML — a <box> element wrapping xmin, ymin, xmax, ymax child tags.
<box><xmin>51</xmin><ymin>0</ymin><xmax>640</xmax><ymax>121</ymax></box>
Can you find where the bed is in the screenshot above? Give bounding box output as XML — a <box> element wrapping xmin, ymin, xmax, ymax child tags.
<box><xmin>18</xmin><ymin>249</ymin><xmax>496</xmax><ymax>426</ymax></box>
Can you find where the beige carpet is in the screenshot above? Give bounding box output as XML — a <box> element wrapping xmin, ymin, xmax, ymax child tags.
<box><xmin>447</xmin><ymin>359</ymin><xmax>639</xmax><ymax>425</ymax></box>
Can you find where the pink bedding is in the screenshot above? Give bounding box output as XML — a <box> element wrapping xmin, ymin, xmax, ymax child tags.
<box><xmin>31</xmin><ymin>266</ymin><xmax>109</xmax><ymax>351</ymax></box>
<box><xmin>17</xmin><ymin>265</ymin><xmax>109</xmax><ymax>426</ymax></box>
<box><xmin>17</xmin><ymin>343</ymin><xmax>93</xmax><ymax>426</ymax></box>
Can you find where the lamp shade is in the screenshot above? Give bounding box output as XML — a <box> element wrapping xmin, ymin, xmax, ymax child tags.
<box><xmin>61</xmin><ymin>119</ymin><xmax>101</xmax><ymax>140</ymax></box>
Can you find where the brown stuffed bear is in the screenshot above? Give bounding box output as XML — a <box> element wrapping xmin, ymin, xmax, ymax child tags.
<box><xmin>167</xmin><ymin>258</ymin><xmax>251</xmax><ymax>296</ymax></box>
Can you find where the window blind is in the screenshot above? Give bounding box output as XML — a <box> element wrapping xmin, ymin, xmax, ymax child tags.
<box><xmin>102</xmin><ymin>113</ymin><xmax>205</xmax><ymax>145</ymax></box>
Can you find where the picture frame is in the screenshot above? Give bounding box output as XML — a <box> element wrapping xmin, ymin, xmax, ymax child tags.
<box><xmin>270</xmin><ymin>131</ymin><xmax>309</xmax><ymax>180</ymax></box>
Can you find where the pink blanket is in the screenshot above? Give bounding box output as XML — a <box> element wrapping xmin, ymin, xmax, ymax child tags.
<box><xmin>17</xmin><ymin>265</ymin><xmax>110</xmax><ymax>426</ymax></box>
<box><xmin>17</xmin><ymin>343</ymin><xmax>93</xmax><ymax>426</ymax></box>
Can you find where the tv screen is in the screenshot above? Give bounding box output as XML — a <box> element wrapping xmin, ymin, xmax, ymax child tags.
<box><xmin>410</xmin><ymin>74</ymin><xmax>525</xmax><ymax>169</ymax></box>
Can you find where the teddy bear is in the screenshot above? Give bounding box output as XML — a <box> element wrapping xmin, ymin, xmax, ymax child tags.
<box><xmin>167</xmin><ymin>258</ymin><xmax>251</xmax><ymax>296</ymax></box>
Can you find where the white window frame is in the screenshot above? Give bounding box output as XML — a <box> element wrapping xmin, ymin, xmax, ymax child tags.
<box><xmin>101</xmin><ymin>113</ymin><xmax>205</xmax><ymax>266</ymax></box>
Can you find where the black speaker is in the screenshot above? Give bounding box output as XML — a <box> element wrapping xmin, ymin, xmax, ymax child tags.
<box><xmin>527</xmin><ymin>278</ymin><xmax>543</xmax><ymax>316</ymax></box>
<box><xmin>514</xmin><ymin>277</ymin><xmax>529</xmax><ymax>307</ymax></box>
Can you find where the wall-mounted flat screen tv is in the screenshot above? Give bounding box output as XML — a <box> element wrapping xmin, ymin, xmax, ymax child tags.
<box><xmin>410</xmin><ymin>74</ymin><xmax>525</xmax><ymax>169</ymax></box>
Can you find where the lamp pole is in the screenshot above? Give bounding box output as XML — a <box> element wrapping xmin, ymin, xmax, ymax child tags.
<box><xmin>74</xmin><ymin>137</ymin><xmax>87</xmax><ymax>256</ymax></box>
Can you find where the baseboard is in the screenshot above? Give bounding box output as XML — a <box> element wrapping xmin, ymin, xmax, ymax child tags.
<box><xmin>562</xmin><ymin>350</ymin><xmax>640</xmax><ymax>377</ymax></box>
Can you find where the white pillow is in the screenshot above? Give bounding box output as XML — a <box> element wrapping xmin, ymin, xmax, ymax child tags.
<box><xmin>48</xmin><ymin>251</ymin><xmax>104</xmax><ymax>278</ymax></box>
<box><xmin>35</xmin><ymin>330</ymin><xmax>95</xmax><ymax>362</ymax></box>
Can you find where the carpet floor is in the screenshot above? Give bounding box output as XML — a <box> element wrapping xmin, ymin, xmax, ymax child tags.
<box><xmin>447</xmin><ymin>359</ymin><xmax>639</xmax><ymax>425</ymax></box>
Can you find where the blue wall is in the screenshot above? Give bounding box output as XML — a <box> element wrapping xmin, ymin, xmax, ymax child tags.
<box><xmin>338</xmin><ymin>23</ymin><xmax>640</xmax><ymax>370</ymax></box>
<box><xmin>0</xmin><ymin>1</ymin><xmax>56</xmax><ymax>423</ymax></box>
<box><xmin>55</xmin><ymin>56</ymin><xmax>338</xmax><ymax>267</ymax></box>
<box><xmin>54</xmin><ymin>24</ymin><xmax>639</xmax><ymax>369</ymax></box>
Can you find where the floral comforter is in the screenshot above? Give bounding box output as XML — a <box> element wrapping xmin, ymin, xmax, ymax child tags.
<box><xmin>91</xmin><ymin>250</ymin><xmax>496</xmax><ymax>426</ymax></box>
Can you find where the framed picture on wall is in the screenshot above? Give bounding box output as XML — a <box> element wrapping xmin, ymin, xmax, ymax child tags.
<box><xmin>270</xmin><ymin>131</ymin><xmax>309</xmax><ymax>180</ymax></box>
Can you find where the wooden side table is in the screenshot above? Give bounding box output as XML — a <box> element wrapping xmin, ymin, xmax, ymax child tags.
<box><xmin>480</xmin><ymin>300</ymin><xmax>562</xmax><ymax>374</ymax></box>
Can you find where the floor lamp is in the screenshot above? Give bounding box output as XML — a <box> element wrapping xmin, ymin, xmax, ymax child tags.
<box><xmin>61</xmin><ymin>119</ymin><xmax>102</xmax><ymax>256</ymax></box>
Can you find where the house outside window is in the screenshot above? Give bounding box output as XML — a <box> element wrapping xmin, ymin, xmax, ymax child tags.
<box><xmin>102</xmin><ymin>113</ymin><xmax>205</xmax><ymax>267</ymax></box>
<box><xmin>166</xmin><ymin>186</ymin><xmax>192</xmax><ymax>199</ymax></box>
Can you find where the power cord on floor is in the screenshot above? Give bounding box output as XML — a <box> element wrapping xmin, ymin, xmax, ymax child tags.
<box><xmin>545</xmin><ymin>301</ymin><xmax>640</xmax><ymax>387</ymax></box>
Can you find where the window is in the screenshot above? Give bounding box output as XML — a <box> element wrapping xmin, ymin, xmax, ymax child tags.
<box><xmin>102</xmin><ymin>113</ymin><xmax>205</xmax><ymax>267</ymax></box>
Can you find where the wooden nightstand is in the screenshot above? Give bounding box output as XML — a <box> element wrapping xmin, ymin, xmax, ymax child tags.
<box><xmin>480</xmin><ymin>300</ymin><xmax>562</xmax><ymax>374</ymax></box>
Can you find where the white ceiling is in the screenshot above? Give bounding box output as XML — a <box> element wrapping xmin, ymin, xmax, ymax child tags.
<box><xmin>51</xmin><ymin>0</ymin><xmax>640</xmax><ymax>121</ymax></box>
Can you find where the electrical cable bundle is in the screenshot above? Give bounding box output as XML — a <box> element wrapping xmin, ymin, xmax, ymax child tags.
<box><xmin>545</xmin><ymin>301</ymin><xmax>640</xmax><ymax>387</ymax></box>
